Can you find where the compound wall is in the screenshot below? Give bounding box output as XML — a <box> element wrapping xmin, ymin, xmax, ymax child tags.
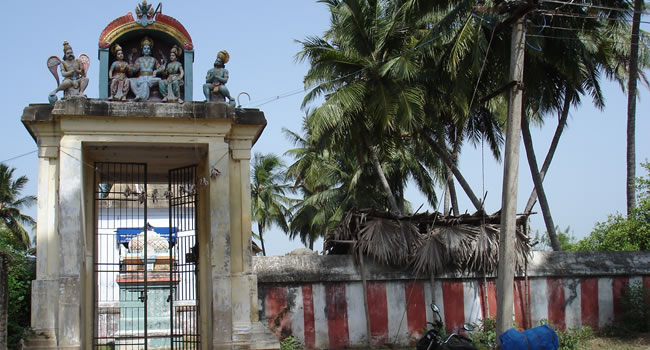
<box><xmin>254</xmin><ymin>252</ymin><xmax>650</xmax><ymax>349</ymax></box>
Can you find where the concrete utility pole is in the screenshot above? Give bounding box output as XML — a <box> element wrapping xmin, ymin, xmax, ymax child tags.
<box><xmin>496</xmin><ymin>14</ymin><xmax>526</xmax><ymax>339</ymax></box>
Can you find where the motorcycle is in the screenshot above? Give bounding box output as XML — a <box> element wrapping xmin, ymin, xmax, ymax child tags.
<box><xmin>416</xmin><ymin>303</ymin><xmax>478</xmax><ymax>350</ymax></box>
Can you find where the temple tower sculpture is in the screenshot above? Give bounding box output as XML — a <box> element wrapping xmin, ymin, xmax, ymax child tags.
<box><xmin>22</xmin><ymin>2</ymin><xmax>278</xmax><ymax>349</ymax></box>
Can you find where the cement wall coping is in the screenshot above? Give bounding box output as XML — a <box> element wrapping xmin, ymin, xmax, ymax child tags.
<box><xmin>253</xmin><ymin>251</ymin><xmax>650</xmax><ymax>283</ymax></box>
<box><xmin>21</xmin><ymin>98</ymin><xmax>266</xmax><ymax>142</ymax></box>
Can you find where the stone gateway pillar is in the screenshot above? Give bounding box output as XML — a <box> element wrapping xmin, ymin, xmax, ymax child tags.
<box><xmin>22</xmin><ymin>99</ymin><xmax>279</xmax><ymax>350</ymax></box>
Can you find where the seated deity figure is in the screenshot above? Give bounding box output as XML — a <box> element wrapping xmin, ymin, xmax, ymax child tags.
<box><xmin>48</xmin><ymin>41</ymin><xmax>89</xmax><ymax>102</ymax></box>
<box><xmin>203</xmin><ymin>50</ymin><xmax>235</xmax><ymax>106</ymax></box>
<box><xmin>129</xmin><ymin>36</ymin><xmax>162</xmax><ymax>101</ymax></box>
<box><xmin>108</xmin><ymin>44</ymin><xmax>130</xmax><ymax>101</ymax></box>
<box><xmin>159</xmin><ymin>45</ymin><xmax>184</xmax><ymax>103</ymax></box>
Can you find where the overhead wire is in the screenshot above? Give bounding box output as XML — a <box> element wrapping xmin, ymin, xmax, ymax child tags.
<box><xmin>541</xmin><ymin>0</ymin><xmax>648</xmax><ymax>14</ymax></box>
<box><xmin>242</xmin><ymin>1</ymin><xmax>646</xmax><ymax>109</ymax></box>
<box><xmin>0</xmin><ymin>150</ymin><xmax>37</xmax><ymax>164</ymax></box>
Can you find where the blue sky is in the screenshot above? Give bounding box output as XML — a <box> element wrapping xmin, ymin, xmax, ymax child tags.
<box><xmin>1</xmin><ymin>1</ymin><xmax>648</xmax><ymax>255</ymax></box>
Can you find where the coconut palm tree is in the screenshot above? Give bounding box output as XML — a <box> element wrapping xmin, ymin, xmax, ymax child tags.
<box><xmin>297</xmin><ymin>0</ymin><xmax>434</xmax><ymax>215</ymax></box>
<box><xmin>250</xmin><ymin>154</ymin><xmax>292</xmax><ymax>256</ymax></box>
<box><xmin>516</xmin><ymin>0</ymin><xmax>649</xmax><ymax>249</ymax></box>
<box><xmin>0</xmin><ymin>164</ymin><xmax>35</xmax><ymax>250</ymax></box>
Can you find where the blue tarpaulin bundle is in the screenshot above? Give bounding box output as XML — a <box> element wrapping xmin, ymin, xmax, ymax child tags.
<box><xmin>499</xmin><ymin>325</ymin><xmax>559</xmax><ymax>350</ymax></box>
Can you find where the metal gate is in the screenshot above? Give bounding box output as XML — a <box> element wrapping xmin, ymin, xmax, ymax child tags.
<box><xmin>94</xmin><ymin>162</ymin><xmax>199</xmax><ymax>349</ymax></box>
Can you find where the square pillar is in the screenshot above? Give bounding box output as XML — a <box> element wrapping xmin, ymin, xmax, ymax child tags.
<box><xmin>56</xmin><ymin>136</ymin><xmax>85</xmax><ymax>349</ymax></box>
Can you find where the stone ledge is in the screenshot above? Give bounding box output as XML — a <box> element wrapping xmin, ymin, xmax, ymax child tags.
<box><xmin>21</xmin><ymin>98</ymin><xmax>266</xmax><ymax>123</ymax></box>
<box><xmin>253</xmin><ymin>251</ymin><xmax>650</xmax><ymax>282</ymax></box>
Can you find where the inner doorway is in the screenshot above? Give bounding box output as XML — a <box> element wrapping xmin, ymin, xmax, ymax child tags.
<box><xmin>94</xmin><ymin>162</ymin><xmax>200</xmax><ymax>349</ymax></box>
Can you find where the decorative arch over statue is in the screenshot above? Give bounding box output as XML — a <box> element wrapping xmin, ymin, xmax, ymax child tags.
<box><xmin>97</xmin><ymin>2</ymin><xmax>194</xmax><ymax>101</ymax></box>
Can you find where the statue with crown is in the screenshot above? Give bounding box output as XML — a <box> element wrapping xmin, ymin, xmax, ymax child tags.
<box><xmin>47</xmin><ymin>41</ymin><xmax>90</xmax><ymax>104</ymax></box>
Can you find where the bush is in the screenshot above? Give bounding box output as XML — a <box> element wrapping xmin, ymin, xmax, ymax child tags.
<box><xmin>0</xmin><ymin>234</ymin><xmax>35</xmax><ymax>349</ymax></box>
<box><xmin>280</xmin><ymin>336</ymin><xmax>300</xmax><ymax>350</ymax></box>
<box><xmin>619</xmin><ymin>281</ymin><xmax>650</xmax><ymax>333</ymax></box>
<box><xmin>573</xmin><ymin>162</ymin><xmax>650</xmax><ymax>252</ymax></box>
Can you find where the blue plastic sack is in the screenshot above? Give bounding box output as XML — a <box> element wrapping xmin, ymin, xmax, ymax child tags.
<box><xmin>499</xmin><ymin>325</ymin><xmax>559</xmax><ymax>350</ymax></box>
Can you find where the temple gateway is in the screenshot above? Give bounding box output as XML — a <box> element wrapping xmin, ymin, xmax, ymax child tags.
<box><xmin>22</xmin><ymin>2</ymin><xmax>277</xmax><ymax>349</ymax></box>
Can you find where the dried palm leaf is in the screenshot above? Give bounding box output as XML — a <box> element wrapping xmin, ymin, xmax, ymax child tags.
<box><xmin>465</xmin><ymin>225</ymin><xmax>499</xmax><ymax>274</ymax></box>
<box><xmin>514</xmin><ymin>225</ymin><xmax>532</xmax><ymax>272</ymax></box>
<box><xmin>410</xmin><ymin>231</ymin><xmax>447</xmax><ymax>275</ymax></box>
<box><xmin>356</xmin><ymin>217</ymin><xmax>417</xmax><ymax>265</ymax></box>
<box><xmin>432</xmin><ymin>225</ymin><xmax>477</xmax><ymax>268</ymax></box>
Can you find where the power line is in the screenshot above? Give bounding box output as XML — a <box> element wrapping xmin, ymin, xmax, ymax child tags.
<box><xmin>1</xmin><ymin>150</ymin><xmax>37</xmax><ymax>164</ymax></box>
<box><xmin>244</xmin><ymin>3</ymin><xmax>645</xmax><ymax>109</ymax></box>
<box><xmin>541</xmin><ymin>0</ymin><xmax>647</xmax><ymax>14</ymax></box>
<box><xmin>535</xmin><ymin>9</ymin><xmax>650</xmax><ymax>24</ymax></box>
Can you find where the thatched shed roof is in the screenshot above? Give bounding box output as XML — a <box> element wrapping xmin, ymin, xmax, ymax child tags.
<box><xmin>324</xmin><ymin>209</ymin><xmax>531</xmax><ymax>275</ymax></box>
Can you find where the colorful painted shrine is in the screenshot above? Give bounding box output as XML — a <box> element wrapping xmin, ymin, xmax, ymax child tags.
<box><xmin>97</xmin><ymin>2</ymin><xmax>194</xmax><ymax>101</ymax></box>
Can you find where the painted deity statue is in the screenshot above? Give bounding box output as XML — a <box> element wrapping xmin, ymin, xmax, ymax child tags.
<box><xmin>159</xmin><ymin>45</ymin><xmax>184</xmax><ymax>103</ymax></box>
<box><xmin>203</xmin><ymin>50</ymin><xmax>235</xmax><ymax>106</ymax></box>
<box><xmin>47</xmin><ymin>41</ymin><xmax>89</xmax><ymax>103</ymax></box>
<box><xmin>108</xmin><ymin>44</ymin><xmax>131</xmax><ymax>101</ymax></box>
<box><xmin>128</xmin><ymin>36</ymin><xmax>162</xmax><ymax>101</ymax></box>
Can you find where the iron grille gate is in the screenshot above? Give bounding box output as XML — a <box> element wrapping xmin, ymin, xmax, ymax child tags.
<box><xmin>94</xmin><ymin>162</ymin><xmax>200</xmax><ymax>349</ymax></box>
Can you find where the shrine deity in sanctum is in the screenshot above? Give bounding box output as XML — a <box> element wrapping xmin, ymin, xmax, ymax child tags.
<box><xmin>128</xmin><ymin>36</ymin><xmax>162</xmax><ymax>101</ymax></box>
<box><xmin>159</xmin><ymin>45</ymin><xmax>184</xmax><ymax>103</ymax></box>
<box><xmin>108</xmin><ymin>44</ymin><xmax>130</xmax><ymax>101</ymax></box>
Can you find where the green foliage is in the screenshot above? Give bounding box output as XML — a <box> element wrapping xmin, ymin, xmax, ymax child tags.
<box><xmin>573</xmin><ymin>162</ymin><xmax>650</xmax><ymax>251</ymax></box>
<box><xmin>533</xmin><ymin>226</ymin><xmax>579</xmax><ymax>251</ymax></box>
<box><xmin>555</xmin><ymin>326</ymin><xmax>594</xmax><ymax>350</ymax></box>
<box><xmin>0</xmin><ymin>233</ymin><xmax>35</xmax><ymax>349</ymax></box>
<box><xmin>618</xmin><ymin>281</ymin><xmax>650</xmax><ymax>332</ymax></box>
<box><xmin>251</xmin><ymin>153</ymin><xmax>293</xmax><ymax>256</ymax></box>
<box><xmin>0</xmin><ymin>163</ymin><xmax>36</xmax><ymax>250</ymax></box>
<box><xmin>468</xmin><ymin>317</ymin><xmax>497</xmax><ymax>350</ymax></box>
<box><xmin>280</xmin><ymin>336</ymin><xmax>300</xmax><ymax>350</ymax></box>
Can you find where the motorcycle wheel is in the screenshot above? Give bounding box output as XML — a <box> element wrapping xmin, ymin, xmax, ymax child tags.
<box><xmin>442</xmin><ymin>338</ymin><xmax>478</xmax><ymax>350</ymax></box>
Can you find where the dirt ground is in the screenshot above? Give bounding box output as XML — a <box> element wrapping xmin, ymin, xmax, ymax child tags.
<box><xmin>587</xmin><ymin>333</ymin><xmax>650</xmax><ymax>349</ymax></box>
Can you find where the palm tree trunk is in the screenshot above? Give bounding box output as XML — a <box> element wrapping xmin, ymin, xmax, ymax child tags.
<box><xmin>626</xmin><ymin>0</ymin><xmax>643</xmax><ymax>215</ymax></box>
<box><xmin>367</xmin><ymin>143</ymin><xmax>402</xmax><ymax>215</ymax></box>
<box><xmin>521</xmin><ymin>115</ymin><xmax>561</xmax><ymax>251</ymax></box>
<box><xmin>444</xmin><ymin>166</ymin><xmax>459</xmax><ymax>216</ymax></box>
<box><xmin>449</xmin><ymin>140</ymin><xmax>461</xmax><ymax>216</ymax></box>
<box><xmin>444</xmin><ymin>183</ymin><xmax>450</xmax><ymax>215</ymax></box>
<box><xmin>426</xmin><ymin>138</ymin><xmax>483</xmax><ymax>212</ymax></box>
<box><xmin>524</xmin><ymin>90</ymin><xmax>572</xmax><ymax>213</ymax></box>
<box><xmin>258</xmin><ymin>223</ymin><xmax>267</xmax><ymax>256</ymax></box>
<box><xmin>0</xmin><ymin>253</ymin><xmax>8</xmax><ymax>350</ymax></box>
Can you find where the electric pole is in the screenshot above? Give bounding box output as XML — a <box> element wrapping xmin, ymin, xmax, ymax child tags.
<box><xmin>496</xmin><ymin>13</ymin><xmax>526</xmax><ymax>339</ymax></box>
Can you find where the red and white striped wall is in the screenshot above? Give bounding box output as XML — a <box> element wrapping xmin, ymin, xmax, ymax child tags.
<box><xmin>258</xmin><ymin>275</ymin><xmax>650</xmax><ymax>349</ymax></box>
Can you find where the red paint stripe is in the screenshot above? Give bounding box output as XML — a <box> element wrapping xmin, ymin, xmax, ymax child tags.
<box><xmin>302</xmin><ymin>285</ymin><xmax>316</xmax><ymax>349</ymax></box>
<box><xmin>580</xmin><ymin>278</ymin><xmax>599</xmax><ymax>329</ymax></box>
<box><xmin>325</xmin><ymin>283</ymin><xmax>349</xmax><ymax>349</ymax></box>
<box><xmin>478</xmin><ymin>280</ymin><xmax>497</xmax><ymax>318</ymax></box>
<box><xmin>405</xmin><ymin>281</ymin><xmax>426</xmax><ymax>341</ymax></box>
<box><xmin>487</xmin><ymin>280</ymin><xmax>497</xmax><ymax>318</ymax></box>
<box><xmin>513</xmin><ymin>279</ymin><xmax>526</xmax><ymax>329</ymax></box>
<box><xmin>367</xmin><ymin>281</ymin><xmax>389</xmax><ymax>346</ymax></box>
<box><xmin>265</xmin><ymin>286</ymin><xmax>290</xmax><ymax>338</ymax></box>
<box><xmin>612</xmin><ymin>276</ymin><xmax>629</xmax><ymax>322</ymax></box>
<box><xmin>547</xmin><ymin>278</ymin><xmax>566</xmax><ymax>330</ymax></box>
<box><xmin>442</xmin><ymin>280</ymin><xmax>465</xmax><ymax>333</ymax></box>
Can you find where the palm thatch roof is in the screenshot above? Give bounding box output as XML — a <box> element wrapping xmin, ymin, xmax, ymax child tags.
<box><xmin>324</xmin><ymin>208</ymin><xmax>531</xmax><ymax>275</ymax></box>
